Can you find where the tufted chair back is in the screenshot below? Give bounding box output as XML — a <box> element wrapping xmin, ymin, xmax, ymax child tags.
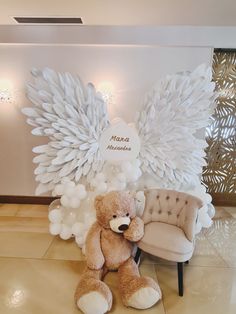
<box><xmin>142</xmin><ymin>189</ymin><xmax>203</xmax><ymax>241</ymax></box>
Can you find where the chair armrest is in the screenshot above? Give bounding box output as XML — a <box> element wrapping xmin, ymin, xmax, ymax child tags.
<box><xmin>179</xmin><ymin>196</ymin><xmax>203</xmax><ymax>242</ymax></box>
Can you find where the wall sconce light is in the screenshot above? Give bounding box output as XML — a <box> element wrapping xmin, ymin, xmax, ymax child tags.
<box><xmin>0</xmin><ymin>80</ymin><xmax>14</xmax><ymax>103</ymax></box>
<box><xmin>97</xmin><ymin>81</ymin><xmax>115</xmax><ymax>105</ymax></box>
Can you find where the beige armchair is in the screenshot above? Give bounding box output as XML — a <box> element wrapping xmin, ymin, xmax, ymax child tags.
<box><xmin>135</xmin><ymin>189</ymin><xmax>203</xmax><ymax>296</ymax></box>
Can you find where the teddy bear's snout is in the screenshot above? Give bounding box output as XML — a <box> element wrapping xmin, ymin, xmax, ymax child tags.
<box><xmin>118</xmin><ymin>224</ymin><xmax>129</xmax><ymax>231</ymax></box>
<box><xmin>109</xmin><ymin>216</ymin><xmax>130</xmax><ymax>233</ymax></box>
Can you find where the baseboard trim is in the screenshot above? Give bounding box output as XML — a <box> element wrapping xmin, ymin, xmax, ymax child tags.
<box><xmin>211</xmin><ymin>193</ymin><xmax>236</xmax><ymax>207</ymax></box>
<box><xmin>0</xmin><ymin>193</ymin><xmax>235</xmax><ymax>206</ymax></box>
<box><xmin>0</xmin><ymin>195</ymin><xmax>58</xmax><ymax>205</ymax></box>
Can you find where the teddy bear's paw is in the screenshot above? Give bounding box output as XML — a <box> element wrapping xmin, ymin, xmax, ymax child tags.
<box><xmin>127</xmin><ymin>287</ymin><xmax>161</xmax><ymax>309</ymax></box>
<box><xmin>77</xmin><ymin>291</ymin><xmax>109</xmax><ymax>314</ymax></box>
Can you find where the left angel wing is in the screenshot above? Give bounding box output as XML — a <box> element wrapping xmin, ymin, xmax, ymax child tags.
<box><xmin>135</xmin><ymin>64</ymin><xmax>217</xmax><ymax>189</ymax></box>
<box><xmin>22</xmin><ymin>68</ymin><xmax>109</xmax><ymax>195</ymax></box>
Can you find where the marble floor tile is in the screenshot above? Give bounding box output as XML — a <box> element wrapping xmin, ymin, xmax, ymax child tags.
<box><xmin>200</xmin><ymin>216</ymin><xmax>236</xmax><ymax>267</ymax></box>
<box><xmin>0</xmin><ymin>232</ymin><xmax>53</xmax><ymax>258</ymax></box>
<box><xmin>0</xmin><ymin>203</ymin><xmax>20</xmax><ymax>216</ymax></box>
<box><xmin>0</xmin><ymin>257</ymin><xmax>164</xmax><ymax>314</ymax></box>
<box><xmin>213</xmin><ymin>206</ymin><xmax>233</xmax><ymax>219</ymax></box>
<box><xmin>155</xmin><ymin>264</ymin><xmax>236</xmax><ymax>314</ymax></box>
<box><xmin>0</xmin><ymin>257</ymin><xmax>82</xmax><ymax>314</ymax></box>
<box><xmin>16</xmin><ymin>204</ymin><xmax>48</xmax><ymax>218</ymax></box>
<box><xmin>190</xmin><ymin>233</ymin><xmax>228</xmax><ymax>267</ymax></box>
<box><xmin>0</xmin><ymin>216</ymin><xmax>49</xmax><ymax>233</ymax></box>
<box><xmin>224</xmin><ymin>207</ymin><xmax>236</xmax><ymax>219</ymax></box>
<box><xmin>44</xmin><ymin>237</ymin><xmax>85</xmax><ymax>261</ymax></box>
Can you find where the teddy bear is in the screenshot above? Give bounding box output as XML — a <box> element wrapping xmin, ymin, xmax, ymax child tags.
<box><xmin>75</xmin><ymin>190</ymin><xmax>161</xmax><ymax>314</ymax></box>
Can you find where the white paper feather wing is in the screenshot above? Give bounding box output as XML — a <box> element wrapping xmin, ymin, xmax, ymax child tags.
<box><xmin>22</xmin><ymin>68</ymin><xmax>109</xmax><ymax>195</ymax></box>
<box><xmin>136</xmin><ymin>64</ymin><xmax>217</xmax><ymax>189</ymax></box>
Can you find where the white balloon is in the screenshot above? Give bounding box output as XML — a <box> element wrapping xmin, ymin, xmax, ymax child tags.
<box><xmin>96</xmin><ymin>182</ymin><xmax>107</xmax><ymax>193</ymax></box>
<box><xmin>77</xmin><ymin>189</ymin><xmax>87</xmax><ymax>200</ymax></box>
<box><xmin>70</xmin><ymin>197</ymin><xmax>81</xmax><ymax>209</ymax></box>
<box><xmin>75</xmin><ymin>235</ymin><xmax>84</xmax><ymax>247</ymax></box>
<box><xmin>96</xmin><ymin>173</ymin><xmax>106</xmax><ymax>182</ymax></box>
<box><xmin>116</xmin><ymin>172</ymin><xmax>126</xmax><ymax>183</ymax></box>
<box><xmin>48</xmin><ymin>199</ymin><xmax>61</xmax><ymax>211</ymax></box>
<box><xmin>72</xmin><ymin>222</ymin><xmax>85</xmax><ymax>236</ymax></box>
<box><xmin>133</xmin><ymin>159</ymin><xmax>141</xmax><ymax>168</ymax></box>
<box><xmin>121</xmin><ymin>161</ymin><xmax>132</xmax><ymax>173</ymax></box>
<box><xmin>65</xmin><ymin>181</ymin><xmax>75</xmax><ymax>188</ymax></box>
<box><xmin>64</xmin><ymin>211</ymin><xmax>77</xmax><ymax>225</ymax></box>
<box><xmin>48</xmin><ymin>209</ymin><xmax>63</xmax><ymax>223</ymax></box>
<box><xmin>208</xmin><ymin>203</ymin><xmax>215</xmax><ymax>218</ymax></box>
<box><xmin>75</xmin><ymin>184</ymin><xmax>86</xmax><ymax>192</ymax></box>
<box><xmin>65</xmin><ymin>185</ymin><xmax>75</xmax><ymax>197</ymax></box>
<box><xmin>90</xmin><ymin>178</ymin><xmax>97</xmax><ymax>187</ymax></box>
<box><xmin>60</xmin><ymin>224</ymin><xmax>72</xmax><ymax>240</ymax></box>
<box><xmin>61</xmin><ymin>195</ymin><xmax>69</xmax><ymax>207</ymax></box>
<box><xmin>195</xmin><ymin>222</ymin><xmax>202</xmax><ymax>234</ymax></box>
<box><xmin>54</xmin><ymin>184</ymin><xmax>64</xmax><ymax>195</ymax></box>
<box><xmin>49</xmin><ymin>223</ymin><xmax>62</xmax><ymax>235</ymax></box>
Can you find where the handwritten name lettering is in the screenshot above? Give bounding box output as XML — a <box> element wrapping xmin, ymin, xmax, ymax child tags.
<box><xmin>106</xmin><ymin>134</ymin><xmax>132</xmax><ymax>152</ymax></box>
<box><xmin>107</xmin><ymin>145</ymin><xmax>131</xmax><ymax>151</ymax></box>
<box><xmin>110</xmin><ymin>135</ymin><xmax>130</xmax><ymax>142</ymax></box>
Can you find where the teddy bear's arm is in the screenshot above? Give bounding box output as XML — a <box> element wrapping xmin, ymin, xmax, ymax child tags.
<box><xmin>85</xmin><ymin>222</ymin><xmax>105</xmax><ymax>270</ymax></box>
<box><xmin>124</xmin><ymin>216</ymin><xmax>144</xmax><ymax>242</ymax></box>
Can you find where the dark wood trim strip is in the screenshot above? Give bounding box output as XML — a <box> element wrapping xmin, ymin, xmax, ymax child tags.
<box><xmin>214</xmin><ymin>48</ymin><xmax>236</xmax><ymax>53</ymax></box>
<box><xmin>211</xmin><ymin>193</ymin><xmax>236</xmax><ymax>207</ymax></box>
<box><xmin>0</xmin><ymin>193</ymin><xmax>235</xmax><ymax>206</ymax></box>
<box><xmin>0</xmin><ymin>195</ymin><xmax>58</xmax><ymax>205</ymax></box>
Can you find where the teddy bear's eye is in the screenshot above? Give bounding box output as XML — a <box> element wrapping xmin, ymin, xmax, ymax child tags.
<box><xmin>113</xmin><ymin>215</ymin><xmax>117</xmax><ymax>218</ymax></box>
<box><xmin>126</xmin><ymin>213</ymin><xmax>129</xmax><ymax>217</ymax></box>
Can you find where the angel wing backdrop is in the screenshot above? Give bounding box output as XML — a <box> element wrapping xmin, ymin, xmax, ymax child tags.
<box><xmin>22</xmin><ymin>64</ymin><xmax>217</xmax><ymax>249</ymax></box>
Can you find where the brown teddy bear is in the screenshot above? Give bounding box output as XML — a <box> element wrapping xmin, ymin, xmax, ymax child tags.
<box><xmin>75</xmin><ymin>190</ymin><xmax>161</xmax><ymax>314</ymax></box>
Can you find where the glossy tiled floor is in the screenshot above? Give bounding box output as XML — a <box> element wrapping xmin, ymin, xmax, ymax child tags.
<box><xmin>0</xmin><ymin>204</ymin><xmax>235</xmax><ymax>314</ymax></box>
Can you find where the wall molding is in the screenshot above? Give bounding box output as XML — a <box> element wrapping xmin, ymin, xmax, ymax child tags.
<box><xmin>0</xmin><ymin>195</ymin><xmax>57</xmax><ymax>205</ymax></box>
<box><xmin>0</xmin><ymin>193</ymin><xmax>235</xmax><ymax>206</ymax></box>
<box><xmin>211</xmin><ymin>193</ymin><xmax>236</xmax><ymax>207</ymax></box>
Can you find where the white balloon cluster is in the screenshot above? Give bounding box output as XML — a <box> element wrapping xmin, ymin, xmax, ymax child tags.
<box><xmin>185</xmin><ymin>184</ymin><xmax>214</xmax><ymax>233</ymax></box>
<box><xmin>121</xmin><ymin>159</ymin><xmax>142</xmax><ymax>182</ymax></box>
<box><xmin>53</xmin><ymin>180</ymin><xmax>87</xmax><ymax>209</ymax></box>
<box><xmin>89</xmin><ymin>159</ymin><xmax>143</xmax><ymax>193</ymax></box>
<box><xmin>90</xmin><ymin>173</ymin><xmax>108</xmax><ymax>193</ymax></box>
<box><xmin>48</xmin><ymin>181</ymin><xmax>97</xmax><ymax>244</ymax></box>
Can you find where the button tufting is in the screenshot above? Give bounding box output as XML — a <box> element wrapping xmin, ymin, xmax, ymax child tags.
<box><xmin>156</xmin><ymin>195</ymin><xmax>159</xmax><ymax>199</ymax></box>
<box><xmin>168</xmin><ymin>211</ymin><xmax>171</xmax><ymax>215</ymax></box>
<box><xmin>158</xmin><ymin>210</ymin><xmax>162</xmax><ymax>214</ymax></box>
<box><xmin>185</xmin><ymin>200</ymin><xmax>188</xmax><ymax>205</ymax></box>
<box><xmin>176</xmin><ymin>197</ymin><xmax>179</xmax><ymax>202</ymax></box>
<box><xmin>177</xmin><ymin>214</ymin><xmax>180</xmax><ymax>218</ymax></box>
<box><xmin>166</xmin><ymin>196</ymin><xmax>170</xmax><ymax>200</ymax></box>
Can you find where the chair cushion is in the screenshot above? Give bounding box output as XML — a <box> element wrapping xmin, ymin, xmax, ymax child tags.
<box><xmin>138</xmin><ymin>222</ymin><xmax>194</xmax><ymax>262</ymax></box>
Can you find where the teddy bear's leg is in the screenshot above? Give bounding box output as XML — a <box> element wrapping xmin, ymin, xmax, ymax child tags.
<box><xmin>75</xmin><ymin>267</ymin><xmax>112</xmax><ymax>314</ymax></box>
<box><xmin>118</xmin><ymin>257</ymin><xmax>161</xmax><ymax>309</ymax></box>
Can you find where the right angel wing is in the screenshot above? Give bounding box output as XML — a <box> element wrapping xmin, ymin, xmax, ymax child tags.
<box><xmin>135</xmin><ymin>64</ymin><xmax>217</xmax><ymax>189</ymax></box>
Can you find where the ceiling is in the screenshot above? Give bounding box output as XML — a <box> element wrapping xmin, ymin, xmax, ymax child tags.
<box><xmin>0</xmin><ymin>0</ymin><xmax>236</xmax><ymax>26</ymax></box>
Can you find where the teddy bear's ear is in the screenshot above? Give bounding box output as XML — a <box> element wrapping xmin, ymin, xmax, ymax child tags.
<box><xmin>94</xmin><ymin>195</ymin><xmax>104</xmax><ymax>210</ymax></box>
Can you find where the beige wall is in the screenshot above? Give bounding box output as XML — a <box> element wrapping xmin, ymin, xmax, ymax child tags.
<box><xmin>0</xmin><ymin>45</ymin><xmax>212</xmax><ymax>196</ymax></box>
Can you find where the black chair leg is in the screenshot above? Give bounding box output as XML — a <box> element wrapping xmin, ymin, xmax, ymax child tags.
<box><xmin>134</xmin><ymin>247</ymin><xmax>142</xmax><ymax>264</ymax></box>
<box><xmin>177</xmin><ymin>262</ymin><xmax>184</xmax><ymax>296</ymax></box>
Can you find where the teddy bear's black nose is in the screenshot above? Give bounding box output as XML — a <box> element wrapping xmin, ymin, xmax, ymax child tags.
<box><xmin>118</xmin><ymin>224</ymin><xmax>129</xmax><ymax>231</ymax></box>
